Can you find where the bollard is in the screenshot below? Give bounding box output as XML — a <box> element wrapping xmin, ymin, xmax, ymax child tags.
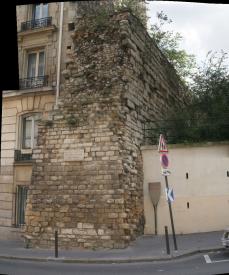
<box><xmin>164</xmin><ymin>226</ymin><xmax>170</xmax><ymax>255</ymax></box>
<box><xmin>55</xmin><ymin>230</ymin><xmax>58</xmax><ymax>258</ymax></box>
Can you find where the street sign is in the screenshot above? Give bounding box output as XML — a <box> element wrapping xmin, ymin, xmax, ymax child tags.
<box><xmin>160</xmin><ymin>153</ymin><xmax>169</xmax><ymax>168</ymax></box>
<box><xmin>158</xmin><ymin>134</ymin><xmax>168</xmax><ymax>153</ymax></box>
<box><xmin>165</xmin><ymin>188</ymin><xmax>175</xmax><ymax>203</ymax></box>
<box><xmin>158</xmin><ymin>134</ymin><xmax>177</xmax><ymax>250</ymax></box>
<box><xmin>148</xmin><ymin>182</ymin><xmax>161</xmax><ymax>206</ymax></box>
<box><xmin>148</xmin><ymin>182</ymin><xmax>161</xmax><ymax>235</ymax></box>
<box><xmin>161</xmin><ymin>168</ymin><xmax>171</xmax><ymax>176</ymax></box>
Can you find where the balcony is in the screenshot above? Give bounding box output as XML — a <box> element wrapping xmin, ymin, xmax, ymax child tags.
<box><xmin>14</xmin><ymin>150</ymin><xmax>32</xmax><ymax>162</ymax></box>
<box><xmin>19</xmin><ymin>76</ymin><xmax>49</xmax><ymax>90</ymax></box>
<box><xmin>21</xmin><ymin>17</ymin><xmax>52</xmax><ymax>32</ymax></box>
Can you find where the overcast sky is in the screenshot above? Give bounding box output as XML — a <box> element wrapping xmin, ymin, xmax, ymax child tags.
<box><xmin>146</xmin><ymin>1</ymin><xmax>229</xmax><ymax>66</ymax></box>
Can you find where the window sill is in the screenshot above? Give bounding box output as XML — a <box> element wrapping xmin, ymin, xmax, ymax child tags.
<box><xmin>21</xmin><ymin>149</ymin><xmax>32</xmax><ymax>154</ymax></box>
<box><xmin>18</xmin><ymin>25</ymin><xmax>57</xmax><ymax>41</ymax></box>
<box><xmin>3</xmin><ymin>86</ymin><xmax>56</xmax><ymax>98</ymax></box>
<box><xmin>14</xmin><ymin>160</ymin><xmax>34</xmax><ymax>165</ymax></box>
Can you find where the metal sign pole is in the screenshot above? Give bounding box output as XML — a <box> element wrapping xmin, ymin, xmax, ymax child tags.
<box><xmin>165</xmin><ymin>175</ymin><xmax>177</xmax><ymax>251</ymax></box>
<box><xmin>153</xmin><ymin>204</ymin><xmax>158</xmax><ymax>235</ymax></box>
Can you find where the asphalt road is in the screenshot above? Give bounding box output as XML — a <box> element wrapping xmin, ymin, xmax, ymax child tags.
<box><xmin>0</xmin><ymin>251</ymin><xmax>229</xmax><ymax>275</ymax></box>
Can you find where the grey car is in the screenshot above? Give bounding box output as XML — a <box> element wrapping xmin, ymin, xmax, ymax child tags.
<box><xmin>221</xmin><ymin>228</ymin><xmax>229</xmax><ymax>249</ymax></box>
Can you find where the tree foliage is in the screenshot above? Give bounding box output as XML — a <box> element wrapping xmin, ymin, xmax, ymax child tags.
<box><xmin>149</xmin><ymin>11</ymin><xmax>196</xmax><ymax>82</ymax></box>
<box><xmin>151</xmin><ymin>51</ymin><xmax>229</xmax><ymax>144</ymax></box>
<box><xmin>147</xmin><ymin>11</ymin><xmax>229</xmax><ymax>143</ymax></box>
<box><xmin>77</xmin><ymin>1</ymin><xmax>148</xmax><ymax>29</ymax></box>
<box><xmin>114</xmin><ymin>0</ymin><xmax>148</xmax><ymax>27</ymax></box>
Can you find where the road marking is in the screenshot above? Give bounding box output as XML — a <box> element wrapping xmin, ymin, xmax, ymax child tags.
<box><xmin>211</xmin><ymin>259</ymin><xmax>229</xmax><ymax>263</ymax></box>
<box><xmin>204</xmin><ymin>254</ymin><xmax>212</xmax><ymax>264</ymax></box>
<box><xmin>204</xmin><ymin>254</ymin><xmax>229</xmax><ymax>264</ymax></box>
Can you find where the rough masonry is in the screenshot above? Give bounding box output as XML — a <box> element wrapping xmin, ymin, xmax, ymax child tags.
<box><xmin>25</xmin><ymin>11</ymin><xmax>186</xmax><ymax>249</ymax></box>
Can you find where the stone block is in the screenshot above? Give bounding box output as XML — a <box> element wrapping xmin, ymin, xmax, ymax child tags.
<box><xmin>108</xmin><ymin>213</ymin><xmax>118</xmax><ymax>218</ymax></box>
<box><xmin>100</xmin><ymin>235</ymin><xmax>111</xmax><ymax>240</ymax></box>
<box><xmin>61</xmin><ymin>228</ymin><xmax>73</xmax><ymax>234</ymax></box>
<box><xmin>0</xmin><ymin>184</ymin><xmax>13</xmax><ymax>193</ymax></box>
<box><xmin>0</xmin><ymin>176</ymin><xmax>13</xmax><ymax>184</ymax></box>
<box><xmin>82</xmin><ymin>223</ymin><xmax>94</xmax><ymax>229</ymax></box>
<box><xmin>98</xmin><ymin>229</ymin><xmax>104</xmax><ymax>235</ymax></box>
<box><xmin>86</xmin><ymin>229</ymin><xmax>97</xmax><ymax>236</ymax></box>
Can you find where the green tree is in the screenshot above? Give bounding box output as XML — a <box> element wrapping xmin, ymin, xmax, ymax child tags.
<box><xmin>154</xmin><ymin>51</ymin><xmax>229</xmax><ymax>144</ymax></box>
<box><xmin>77</xmin><ymin>1</ymin><xmax>148</xmax><ymax>29</ymax></box>
<box><xmin>190</xmin><ymin>51</ymin><xmax>229</xmax><ymax>140</ymax></box>
<box><xmin>149</xmin><ymin>11</ymin><xmax>196</xmax><ymax>82</ymax></box>
<box><xmin>114</xmin><ymin>0</ymin><xmax>148</xmax><ymax>27</ymax></box>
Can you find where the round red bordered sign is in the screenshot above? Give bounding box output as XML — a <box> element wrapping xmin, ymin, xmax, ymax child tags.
<box><xmin>160</xmin><ymin>153</ymin><xmax>169</xmax><ymax>168</ymax></box>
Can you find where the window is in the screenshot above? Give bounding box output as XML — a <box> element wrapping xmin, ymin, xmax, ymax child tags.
<box><xmin>15</xmin><ymin>186</ymin><xmax>28</xmax><ymax>226</ymax></box>
<box><xmin>20</xmin><ymin>3</ymin><xmax>51</xmax><ymax>31</ymax></box>
<box><xmin>32</xmin><ymin>3</ymin><xmax>48</xmax><ymax>20</ymax></box>
<box><xmin>27</xmin><ymin>51</ymin><xmax>45</xmax><ymax>78</ymax></box>
<box><xmin>22</xmin><ymin>113</ymin><xmax>41</xmax><ymax>149</ymax></box>
<box><xmin>19</xmin><ymin>50</ymin><xmax>47</xmax><ymax>89</ymax></box>
<box><xmin>68</xmin><ymin>23</ymin><xmax>75</xmax><ymax>31</ymax></box>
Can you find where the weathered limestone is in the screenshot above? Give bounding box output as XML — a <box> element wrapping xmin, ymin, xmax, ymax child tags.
<box><xmin>25</xmin><ymin>11</ymin><xmax>185</xmax><ymax>249</ymax></box>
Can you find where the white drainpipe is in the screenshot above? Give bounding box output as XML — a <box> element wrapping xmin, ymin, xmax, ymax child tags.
<box><xmin>55</xmin><ymin>2</ymin><xmax>64</xmax><ymax>107</ymax></box>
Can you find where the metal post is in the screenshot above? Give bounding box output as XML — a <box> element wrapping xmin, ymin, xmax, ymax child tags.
<box><xmin>164</xmin><ymin>226</ymin><xmax>170</xmax><ymax>254</ymax></box>
<box><xmin>165</xmin><ymin>175</ymin><xmax>178</xmax><ymax>251</ymax></box>
<box><xmin>55</xmin><ymin>230</ymin><xmax>58</xmax><ymax>258</ymax></box>
<box><xmin>19</xmin><ymin>187</ymin><xmax>22</xmax><ymax>226</ymax></box>
<box><xmin>153</xmin><ymin>204</ymin><xmax>158</xmax><ymax>235</ymax></box>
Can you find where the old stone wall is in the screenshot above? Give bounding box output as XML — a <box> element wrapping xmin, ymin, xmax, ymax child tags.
<box><xmin>25</xmin><ymin>11</ymin><xmax>186</xmax><ymax>249</ymax></box>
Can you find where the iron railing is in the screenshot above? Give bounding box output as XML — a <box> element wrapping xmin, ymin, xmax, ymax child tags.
<box><xmin>19</xmin><ymin>75</ymin><xmax>48</xmax><ymax>89</ymax></box>
<box><xmin>14</xmin><ymin>150</ymin><xmax>32</xmax><ymax>162</ymax></box>
<box><xmin>21</xmin><ymin>17</ymin><xmax>52</xmax><ymax>31</ymax></box>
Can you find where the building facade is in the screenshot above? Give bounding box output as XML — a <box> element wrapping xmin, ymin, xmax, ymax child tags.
<box><xmin>1</xmin><ymin>2</ymin><xmax>185</xmax><ymax>247</ymax></box>
<box><xmin>1</xmin><ymin>1</ymin><xmax>78</xmax><ymax>238</ymax></box>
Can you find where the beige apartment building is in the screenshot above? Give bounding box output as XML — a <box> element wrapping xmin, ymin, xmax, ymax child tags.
<box><xmin>1</xmin><ymin>2</ymin><xmax>79</xmax><ymax>237</ymax></box>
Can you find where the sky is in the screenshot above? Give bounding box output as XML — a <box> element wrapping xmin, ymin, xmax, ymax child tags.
<box><xmin>146</xmin><ymin>1</ymin><xmax>229</xmax><ymax>66</ymax></box>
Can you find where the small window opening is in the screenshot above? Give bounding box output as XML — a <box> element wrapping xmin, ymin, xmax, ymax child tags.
<box><xmin>186</xmin><ymin>172</ymin><xmax>189</xmax><ymax>179</ymax></box>
<box><xmin>227</xmin><ymin>171</ymin><xmax>229</xmax><ymax>177</ymax></box>
<box><xmin>187</xmin><ymin>202</ymin><xmax>189</xmax><ymax>209</ymax></box>
<box><xmin>68</xmin><ymin>22</ymin><xmax>75</xmax><ymax>31</ymax></box>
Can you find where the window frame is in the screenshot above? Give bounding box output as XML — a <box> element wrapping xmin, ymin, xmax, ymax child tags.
<box><xmin>20</xmin><ymin>113</ymin><xmax>41</xmax><ymax>150</ymax></box>
<box><xmin>32</xmin><ymin>3</ymin><xmax>49</xmax><ymax>20</ymax></box>
<box><xmin>27</xmin><ymin>49</ymin><xmax>45</xmax><ymax>78</ymax></box>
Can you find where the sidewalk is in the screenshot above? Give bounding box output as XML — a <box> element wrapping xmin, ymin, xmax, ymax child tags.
<box><xmin>0</xmin><ymin>231</ymin><xmax>223</xmax><ymax>263</ymax></box>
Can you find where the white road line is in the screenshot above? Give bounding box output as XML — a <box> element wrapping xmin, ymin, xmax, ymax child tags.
<box><xmin>204</xmin><ymin>254</ymin><xmax>212</xmax><ymax>264</ymax></box>
<box><xmin>212</xmin><ymin>259</ymin><xmax>229</xmax><ymax>263</ymax></box>
<box><xmin>204</xmin><ymin>254</ymin><xmax>229</xmax><ymax>264</ymax></box>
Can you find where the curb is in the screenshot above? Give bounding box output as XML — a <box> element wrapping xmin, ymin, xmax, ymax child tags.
<box><xmin>0</xmin><ymin>247</ymin><xmax>223</xmax><ymax>264</ymax></box>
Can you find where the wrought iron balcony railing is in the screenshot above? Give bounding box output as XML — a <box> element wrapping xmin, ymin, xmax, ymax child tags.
<box><xmin>14</xmin><ymin>150</ymin><xmax>32</xmax><ymax>162</ymax></box>
<box><xmin>21</xmin><ymin>17</ymin><xmax>52</xmax><ymax>31</ymax></box>
<box><xmin>19</xmin><ymin>75</ymin><xmax>49</xmax><ymax>90</ymax></box>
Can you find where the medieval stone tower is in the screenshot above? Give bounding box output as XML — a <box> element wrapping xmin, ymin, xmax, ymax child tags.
<box><xmin>22</xmin><ymin>3</ymin><xmax>184</xmax><ymax>249</ymax></box>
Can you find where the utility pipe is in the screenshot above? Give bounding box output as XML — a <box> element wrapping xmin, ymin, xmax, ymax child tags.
<box><xmin>55</xmin><ymin>2</ymin><xmax>64</xmax><ymax>107</ymax></box>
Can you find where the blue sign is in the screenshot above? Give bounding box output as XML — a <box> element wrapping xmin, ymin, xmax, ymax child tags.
<box><xmin>165</xmin><ymin>188</ymin><xmax>175</xmax><ymax>203</ymax></box>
